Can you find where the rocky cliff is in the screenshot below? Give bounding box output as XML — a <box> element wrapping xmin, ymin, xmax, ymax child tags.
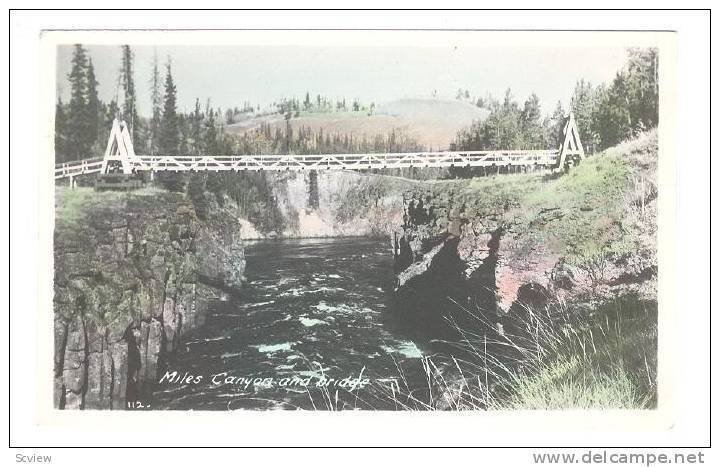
<box><xmin>212</xmin><ymin>170</ymin><xmax>417</xmax><ymax>239</ymax></box>
<box><xmin>391</xmin><ymin>130</ymin><xmax>658</xmax><ymax>335</ymax></box>
<box><xmin>53</xmin><ymin>187</ymin><xmax>245</xmax><ymax>409</ymax></box>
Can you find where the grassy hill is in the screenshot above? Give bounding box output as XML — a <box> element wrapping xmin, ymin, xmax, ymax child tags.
<box><xmin>225</xmin><ymin>98</ymin><xmax>489</xmax><ymax>151</ymax></box>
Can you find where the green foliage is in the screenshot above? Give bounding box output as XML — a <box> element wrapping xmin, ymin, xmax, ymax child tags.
<box><xmin>159</xmin><ymin>61</ymin><xmax>179</xmax><ymax>155</ymax></box>
<box><xmin>55</xmin><ymin>187</ymin><xmax>99</xmax><ymax>226</ymax></box>
<box><xmin>498</xmin><ymin>357</ymin><xmax>646</xmax><ymax>410</ymax></box>
<box><xmin>452</xmin><ymin>48</ymin><xmax>659</xmax><ymax>156</ymax></box>
<box><xmin>202</xmin><ymin>109</ymin><xmax>218</xmax><ymax>155</ymax></box>
<box><xmin>201</xmin><ymin>172</ymin><xmax>286</xmax><ymax>234</ymax></box>
<box><xmin>225</xmin><ymin>120</ymin><xmax>424</xmax><ymax>156</ymax></box>
<box><xmin>446</xmin><ymin>129</ymin><xmax>656</xmax><ymax>291</ymax></box>
<box><xmin>64</xmin><ymin>44</ymin><xmax>93</xmax><ymax>161</ymax></box>
<box><xmin>120</xmin><ymin>45</ymin><xmax>143</xmax><ymax>149</ymax></box>
<box><xmin>575</xmin><ymin>48</ymin><xmax>659</xmax><ymax>151</ymax></box>
<box><xmin>548</xmin><ymin>101</ymin><xmax>566</xmax><ymax>149</ymax></box>
<box><xmin>156</xmin><ymin>61</ymin><xmax>184</xmax><ymax>192</ymax></box>
<box><xmin>571</xmin><ymin>79</ymin><xmax>600</xmax><ymax>152</ymax></box>
<box><xmin>148</xmin><ymin>51</ymin><xmax>163</xmax><ymax>156</ymax></box>
<box><xmin>85</xmin><ymin>59</ymin><xmax>100</xmax><ymax>152</ymax></box>
<box><xmin>452</xmin><ymin>88</ymin><xmax>552</xmax><ymax>152</ymax></box>
<box><xmin>54</xmin><ymin>98</ymin><xmax>68</xmax><ymax>161</ymax></box>
<box><xmin>377</xmin><ymin>296</ymin><xmax>657</xmax><ymax>410</ymax></box>
<box><xmin>56</xmin><ymin>44</ymin><xmax>142</xmax><ymax>163</ymax></box>
<box><xmin>514</xmin><ymin>152</ymin><xmax>632</xmax><ymax>280</ymax></box>
<box><xmin>497</xmin><ymin>297</ymin><xmax>657</xmax><ymax>410</ymax></box>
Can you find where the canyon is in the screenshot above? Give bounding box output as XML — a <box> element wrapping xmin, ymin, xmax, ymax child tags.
<box><xmin>53</xmin><ymin>130</ymin><xmax>658</xmax><ymax>409</ymax></box>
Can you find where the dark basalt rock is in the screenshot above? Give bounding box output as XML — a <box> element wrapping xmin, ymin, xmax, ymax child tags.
<box><xmin>53</xmin><ymin>190</ymin><xmax>245</xmax><ymax>409</ymax></box>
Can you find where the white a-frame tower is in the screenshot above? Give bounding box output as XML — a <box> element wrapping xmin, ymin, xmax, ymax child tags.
<box><xmin>101</xmin><ymin>119</ymin><xmax>136</xmax><ymax>175</ymax></box>
<box><xmin>556</xmin><ymin>112</ymin><xmax>585</xmax><ymax>170</ymax></box>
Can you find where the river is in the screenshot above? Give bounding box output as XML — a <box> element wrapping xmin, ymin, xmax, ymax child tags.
<box><xmin>152</xmin><ymin>237</ymin><xmax>431</xmax><ymax>410</ymax></box>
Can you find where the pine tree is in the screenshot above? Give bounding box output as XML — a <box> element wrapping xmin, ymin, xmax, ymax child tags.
<box><xmin>570</xmin><ymin>79</ymin><xmax>599</xmax><ymax>152</ymax></box>
<box><xmin>595</xmin><ymin>77</ymin><xmax>632</xmax><ymax>149</ymax></box>
<box><xmin>55</xmin><ymin>97</ymin><xmax>68</xmax><ymax>163</ymax></box>
<box><xmin>67</xmin><ymin>44</ymin><xmax>91</xmax><ymax>160</ymax></box>
<box><xmin>190</xmin><ymin>98</ymin><xmax>203</xmax><ymax>156</ymax></box>
<box><xmin>149</xmin><ymin>50</ymin><xmax>162</xmax><ymax>155</ymax></box>
<box><xmin>625</xmin><ymin>48</ymin><xmax>659</xmax><ymax>130</ymax></box>
<box><xmin>159</xmin><ymin>61</ymin><xmax>179</xmax><ymax>154</ymax></box>
<box><xmin>203</xmin><ymin>109</ymin><xmax>218</xmax><ymax>155</ymax></box>
<box><xmin>106</xmin><ymin>100</ymin><xmax>119</xmax><ymax>128</ymax></box>
<box><xmin>157</xmin><ymin>60</ymin><xmax>183</xmax><ymax>191</ymax></box>
<box><xmin>120</xmin><ymin>45</ymin><xmax>141</xmax><ymax>147</ymax></box>
<box><xmin>85</xmin><ymin>58</ymin><xmax>100</xmax><ymax>151</ymax></box>
<box><xmin>549</xmin><ymin>101</ymin><xmax>566</xmax><ymax>149</ymax></box>
<box><xmin>520</xmin><ymin>93</ymin><xmax>544</xmax><ymax>149</ymax></box>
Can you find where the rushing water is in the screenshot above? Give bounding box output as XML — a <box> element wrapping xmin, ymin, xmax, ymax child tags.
<box><xmin>153</xmin><ymin>237</ymin><xmax>430</xmax><ymax>410</ymax></box>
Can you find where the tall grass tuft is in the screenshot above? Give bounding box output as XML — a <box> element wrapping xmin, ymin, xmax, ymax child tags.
<box><xmin>370</xmin><ymin>294</ymin><xmax>657</xmax><ymax>411</ymax></box>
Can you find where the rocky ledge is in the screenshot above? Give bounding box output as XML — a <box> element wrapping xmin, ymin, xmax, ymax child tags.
<box><xmin>53</xmin><ymin>187</ymin><xmax>245</xmax><ymax>409</ymax></box>
<box><xmin>391</xmin><ymin>130</ymin><xmax>658</xmax><ymax>334</ymax></box>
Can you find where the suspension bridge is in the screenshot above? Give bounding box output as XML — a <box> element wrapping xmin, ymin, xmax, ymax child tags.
<box><xmin>54</xmin><ymin>113</ymin><xmax>585</xmax><ymax>186</ymax></box>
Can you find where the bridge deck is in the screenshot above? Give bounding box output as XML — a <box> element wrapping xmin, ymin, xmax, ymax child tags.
<box><xmin>55</xmin><ymin>150</ymin><xmax>559</xmax><ymax>180</ymax></box>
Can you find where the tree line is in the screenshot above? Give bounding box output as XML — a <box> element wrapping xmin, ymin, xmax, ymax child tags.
<box><xmin>452</xmin><ymin>48</ymin><xmax>658</xmax><ymax>154</ymax></box>
<box><xmin>56</xmin><ymin>45</ymin><xmax>658</xmax><ymax>172</ymax></box>
<box><xmin>55</xmin><ymin>45</ymin><xmax>388</xmax><ymax>166</ymax></box>
<box><xmin>55</xmin><ymin>45</ymin><xmax>168</xmax><ymax>163</ymax></box>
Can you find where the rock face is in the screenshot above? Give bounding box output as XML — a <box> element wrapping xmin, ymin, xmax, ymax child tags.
<box><xmin>391</xmin><ymin>131</ymin><xmax>659</xmax><ymax>337</ymax></box>
<box><xmin>233</xmin><ymin>170</ymin><xmax>409</xmax><ymax>239</ymax></box>
<box><xmin>53</xmin><ymin>189</ymin><xmax>245</xmax><ymax>409</ymax></box>
<box><xmin>390</xmin><ymin>190</ymin><xmax>507</xmax><ymax>337</ymax></box>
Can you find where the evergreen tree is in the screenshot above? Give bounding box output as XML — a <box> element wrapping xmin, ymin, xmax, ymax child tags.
<box><xmin>157</xmin><ymin>60</ymin><xmax>183</xmax><ymax>191</ymax></box>
<box><xmin>55</xmin><ymin>98</ymin><xmax>68</xmax><ymax>163</ymax></box>
<box><xmin>203</xmin><ymin>109</ymin><xmax>218</xmax><ymax>155</ymax></box>
<box><xmin>85</xmin><ymin>58</ymin><xmax>100</xmax><ymax>151</ymax></box>
<box><xmin>106</xmin><ymin>100</ymin><xmax>119</xmax><ymax>128</ymax></box>
<box><xmin>570</xmin><ymin>79</ymin><xmax>599</xmax><ymax>152</ymax></box>
<box><xmin>453</xmin><ymin>89</ymin><xmax>538</xmax><ymax>152</ymax></box>
<box><xmin>120</xmin><ymin>45</ymin><xmax>141</xmax><ymax>148</ymax></box>
<box><xmin>625</xmin><ymin>48</ymin><xmax>659</xmax><ymax>130</ymax></box>
<box><xmin>190</xmin><ymin>98</ymin><xmax>203</xmax><ymax>156</ymax></box>
<box><xmin>159</xmin><ymin>61</ymin><xmax>179</xmax><ymax>154</ymax></box>
<box><xmin>520</xmin><ymin>93</ymin><xmax>545</xmax><ymax>149</ymax></box>
<box><xmin>594</xmin><ymin>78</ymin><xmax>632</xmax><ymax>149</ymax></box>
<box><xmin>549</xmin><ymin>101</ymin><xmax>566</xmax><ymax>149</ymax></box>
<box><xmin>149</xmin><ymin>50</ymin><xmax>162</xmax><ymax>155</ymax></box>
<box><xmin>67</xmin><ymin>44</ymin><xmax>91</xmax><ymax>160</ymax></box>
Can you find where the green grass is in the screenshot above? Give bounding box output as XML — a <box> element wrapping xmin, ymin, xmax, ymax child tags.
<box><xmin>55</xmin><ymin>187</ymin><xmax>99</xmax><ymax>226</ymax></box>
<box><xmin>366</xmin><ymin>132</ymin><xmax>658</xmax><ymax>411</ymax></box>
<box><xmin>370</xmin><ymin>296</ymin><xmax>657</xmax><ymax>411</ymax></box>
<box><xmin>496</xmin><ymin>357</ymin><xmax>645</xmax><ymax>410</ymax></box>
<box><xmin>55</xmin><ymin>186</ymin><xmax>167</xmax><ymax>225</ymax></box>
<box><xmin>423</xmin><ymin>136</ymin><xmax>653</xmax><ymax>288</ymax></box>
<box><xmin>488</xmin><ymin>297</ymin><xmax>657</xmax><ymax>410</ymax></box>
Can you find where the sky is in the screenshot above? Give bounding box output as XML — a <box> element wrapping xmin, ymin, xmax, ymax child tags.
<box><xmin>56</xmin><ymin>44</ymin><xmax>628</xmax><ymax>117</ymax></box>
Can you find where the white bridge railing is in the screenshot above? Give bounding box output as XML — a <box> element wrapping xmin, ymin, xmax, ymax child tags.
<box><xmin>54</xmin><ymin>150</ymin><xmax>559</xmax><ymax>180</ymax></box>
<box><xmin>55</xmin><ymin>158</ymin><xmax>104</xmax><ymax>180</ymax></box>
<box><xmin>54</xmin><ymin>113</ymin><xmax>585</xmax><ymax>181</ymax></box>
